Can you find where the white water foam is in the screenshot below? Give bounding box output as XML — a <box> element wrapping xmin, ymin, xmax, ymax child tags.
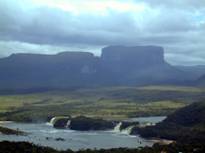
<box><xmin>121</xmin><ymin>126</ymin><xmax>134</xmax><ymax>135</ymax></box>
<box><xmin>113</xmin><ymin>122</ymin><xmax>122</xmax><ymax>133</ymax></box>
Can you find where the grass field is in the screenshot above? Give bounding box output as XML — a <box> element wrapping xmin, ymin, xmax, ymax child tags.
<box><xmin>0</xmin><ymin>86</ymin><xmax>205</xmax><ymax>122</ymax></box>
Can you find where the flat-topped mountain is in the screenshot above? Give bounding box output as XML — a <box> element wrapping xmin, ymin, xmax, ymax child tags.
<box><xmin>101</xmin><ymin>46</ymin><xmax>165</xmax><ymax>68</ymax></box>
<box><xmin>99</xmin><ymin>46</ymin><xmax>187</xmax><ymax>85</ymax></box>
<box><xmin>0</xmin><ymin>45</ymin><xmax>199</xmax><ymax>91</ymax></box>
<box><xmin>0</xmin><ymin>52</ymin><xmax>99</xmax><ymax>90</ymax></box>
<box><xmin>100</xmin><ymin>46</ymin><xmax>165</xmax><ymax>80</ymax></box>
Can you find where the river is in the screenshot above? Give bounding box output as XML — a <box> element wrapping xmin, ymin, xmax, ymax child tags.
<box><xmin>0</xmin><ymin>116</ymin><xmax>166</xmax><ymax>151</ymax></box>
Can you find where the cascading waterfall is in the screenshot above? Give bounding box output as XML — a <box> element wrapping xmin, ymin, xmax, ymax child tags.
<box><xmin>113</xmin><ymin>122</ymin><xmax>122</xmax><ymax>132</ymax></box>
<box><xmin>49</xmin><ymin>117</ymin><xmax>56</xmax><ymax>125</ymax></box>
<box><xmin>113</xmin><ymin>122</ymin><xmax>135</xmax><ymax>135</ymax></box>
<box><xmin>66</xmin><ymin>120</ymin><xmax>71</xmax><ymax>128</ymax></box>
<box><xmin>121</xmin><ymin>126</ymin><xmax>134</xmax><ymax>135</ymax></box>
<box><xmin>45</xmin><ymin>117</ymin><xmax>56</xmax><ymax>126</ymax></box>
<box><xmin>48</xmin><ymin>117</ymin><xmax>71</xmax><ymax>128</ymax></box>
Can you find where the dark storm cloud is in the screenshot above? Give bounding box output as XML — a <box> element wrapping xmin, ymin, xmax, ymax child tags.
<box><xmin>0</xmin><ymin>0</ymin><xmax>204</xmax><ymax>65</ymax></box>
<box><xmin>0</xmin><ymin>1</ymin><xmax>137</xmax><ymax>46</ymax></box>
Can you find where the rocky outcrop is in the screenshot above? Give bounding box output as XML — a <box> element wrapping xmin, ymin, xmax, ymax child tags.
<box><xmin>0</xmin><ymin>126</ymin><xmax>26</xmax><ymax>135</ymax></box>
<box><xmin>130</xmin><ymin>102</ymin><xmax>205</xmax><ymax>143</ymax></box>
<box><xmin>69</xmin><ymin>116</ymin><xmax>115</xmax><ymax>131</ymax></box>
<box><xmin>113</xmin><ymin>121</ymin><xmax>139</xmax><ymax>134</ymax></box>
<box><xmin>120</xmin><ymin>121</ymin><xmax>139</xmax><ymax>131</ymax></box>
<box><xmin>49</xmin><ymin>116</ymin><xmax>70</xmax><ymax>128</ymax></box>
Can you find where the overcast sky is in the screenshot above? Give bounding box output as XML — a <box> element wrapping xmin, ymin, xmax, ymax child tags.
<box><xmin>0</xmin><ymin>0</ymin><xmax>205</xmax><ymax>65</ymax></box>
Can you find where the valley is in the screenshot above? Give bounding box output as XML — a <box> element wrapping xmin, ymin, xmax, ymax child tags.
<box><xmin>0</xmin><ymin>85</ymin><xmax>203</xmax><ymax>122</ymax></box>
<box><xmin>1</xmin><ymin>0</ymin><xmax>205</xmax><ymax>152</ymax></box>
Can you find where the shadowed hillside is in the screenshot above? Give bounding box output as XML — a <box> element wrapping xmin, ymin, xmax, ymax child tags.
<box><xmin>132</xmin><ymin>101</ymin><xmax>205</xmax><ymax>144</ymax></box>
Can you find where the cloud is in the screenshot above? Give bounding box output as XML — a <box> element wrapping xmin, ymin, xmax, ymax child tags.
<box><xmin>0</xmin><ymin>0</ymin><xmax>204</xmax><ymax>65</ymax></box>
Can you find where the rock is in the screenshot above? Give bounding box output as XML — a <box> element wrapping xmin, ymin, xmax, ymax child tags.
<box><xmin>0</xmin><ymin>126</ymin><xmax>26</xmax><ymax>135</ymax></box>
<box><xmin>69</xmin><ymin>116</ymin><xmax>115</xmax><ymax>131</ymax></box>
<box><xmin>120</xmin><ymin>121</ymin><xmax>139</xmax><ymax>131</ymax></box>
<box><xmin>55</xmin><ymin>137</ymin><xmax>65</xmax><ymax>141</ymax></box>
<box><xmin>130</xmin><ymin>102</ymin><xmax>205</xmax><ymax>144</ymax></box>
<box><xmin>50</xmin><ymin>116</ymin><xmax>70</xmax><ymax>129</ymax></box>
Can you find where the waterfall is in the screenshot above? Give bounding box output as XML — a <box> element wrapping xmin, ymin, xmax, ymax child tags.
<box><xmin>47</xmin><ymin>117</ymin><xmax>70</xmax><ymax>128</ymax></box>
<box><xmin>49</xmin><ymin>117</ymin><xmax>56</xmax><ymax>125</ymax></box>
<box><xmin>113</xmin><ymin>122</ymin><xmax>122</xmax><ymax>132</ymax></box>
<box><xmin>121</xmin><ymin>126</ymin><xmax>134</xmax><ymax>135</ymax></box>
<box><xmin>66</xmin><ymin>120</ymin><xmax>71</xmax><ymax>128</ymax></box>
<box><xmin>113</xmin><ymin>122</ymin><xmax>135</xmax><ymax>135</ymax></box>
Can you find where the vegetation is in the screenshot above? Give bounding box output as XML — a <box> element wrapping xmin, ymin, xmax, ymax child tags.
<box><xmin>0</xmin><ymin>126</ymin><xmax>25</xmax><ymax>135</ymax></box>
<box><xmin>0</xmin><ymin>141</ymin><xmax>204</xmax><ymax>153</ymax></box>
<box><xmin>69</xmin><ymin>116</ymin><xmax>115</xmax><ymax>131</ymax></box>
<box><xmin>131</xmin><ymin>101</ymin><xmax>205</xmax><ymax>144</ymax></box>
<box><xmin>1</xmin><ymin>86</ymin><xmax>205</xmax><ymax>122</ymax></box>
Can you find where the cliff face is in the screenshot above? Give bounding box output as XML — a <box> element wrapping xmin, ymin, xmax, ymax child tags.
<box><xmin>101</xmin><ymin>46</ymin><xmax>165</xmax><ymax>71</ymax></box>
<box><xmin>0</xmin><ymin>52</ymin><xmax>99</xmax><ymax>89</ymax></box>
<box><xmin>99</xmin><ymin>46</ymin><xmax>185</xmax><ymax>85</ymax></box>
<box><xmin>0</xmin><ymin>46</ymin><xmax>191</xmax><ymax>91</ymax></box>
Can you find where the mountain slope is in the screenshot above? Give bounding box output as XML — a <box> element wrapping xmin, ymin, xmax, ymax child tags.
<box><xmin>177</xmin><ymin>65</ymin><xmax>205</xmax><ymax>80</ymax></box>
<box><xmin>197</xmin><ymin>74</ymin><xmax>205</xmax><ymax>86</ymax></box>
<box><xmin>132</xmin><ymin>101</ymin><xmax>205</xmax><ymax>143</ymax></box>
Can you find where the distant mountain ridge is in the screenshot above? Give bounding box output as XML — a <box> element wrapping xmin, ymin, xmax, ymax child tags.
<box><xmin>0</xmin><ymin>45</ymin><xmax>204</xmax><ymax>91</ymax></box>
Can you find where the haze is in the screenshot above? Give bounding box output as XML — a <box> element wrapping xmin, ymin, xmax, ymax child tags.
<box><xmin>0</xmin><ymin>0</ymin><xmax>205</xmax><ymax>65</ymax></box>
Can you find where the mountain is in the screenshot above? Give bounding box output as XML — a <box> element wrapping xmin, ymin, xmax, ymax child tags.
<box><xmin>176</xmin><ymin>65</ymin><xmax>205</xmax><ymax>86</ymax></box>
<box><xmin>0</xmin><ymin>45</ymin><xmax>197</xmax><ymax>91</ymax></box>
<box><xmin>99</xmin><ymin>46</ymin><xmax>189</xmax><ymax>85</ymax></box>
<box><xmin>132</xmin><ymin>101</ymin><xmax>205</xmax><ymax>143</ymax></box>
<box><xmin>197</xmin><ymin>74</ymin><xmax>205</xmax><ymax>86</ymax></box>
<box><xmin>0</xmin><ymin>52</ymin><xmax>99</xmax><ymax>90</ymax></box>
<box><xmin>177</xmin><ymin>65</ymin><xmax>205</xmax><ymax>80</ymax></box>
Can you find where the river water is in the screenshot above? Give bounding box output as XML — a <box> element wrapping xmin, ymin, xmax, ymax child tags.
<box><xmin>0</xmin><ymin>116</ymin><xmax>166</xmax><ymax>151</ymax></box>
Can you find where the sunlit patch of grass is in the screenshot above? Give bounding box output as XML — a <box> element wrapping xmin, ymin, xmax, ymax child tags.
<box><xmin>138</xmin><ymin>85</ymin><xmax>205</xmax><ymax>92</ymax></box>
<box><xmin>0</xmin><ymin>85</ymin><xmax>204</xmax><ymax>121</ymax></box>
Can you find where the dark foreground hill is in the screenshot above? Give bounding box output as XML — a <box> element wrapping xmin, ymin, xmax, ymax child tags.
<box><xmin>132</xmin><ymin>101</ymin><xmax>205</xmax><ymax>144</ymax></box>
<box><xmin>0</xmin><ymin>141</ymin><xmax>204</xmax><ymax>153</ymax></box>
<box><xmin>0</xmin><ymin>45</ymin><xmax>195</xmax><ymax>91</ymax></box>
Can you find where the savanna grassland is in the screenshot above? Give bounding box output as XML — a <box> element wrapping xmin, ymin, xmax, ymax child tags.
<box><xmin>0</xmin><ymin>86</ymin><xmax>205</xmax><ymax>122</ymax></box>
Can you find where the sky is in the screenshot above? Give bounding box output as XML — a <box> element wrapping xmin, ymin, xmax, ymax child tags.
<box><xmin>0</xmin><ymin>0</ymin><xmax>205</xmax><ymax>65</ymax></box>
